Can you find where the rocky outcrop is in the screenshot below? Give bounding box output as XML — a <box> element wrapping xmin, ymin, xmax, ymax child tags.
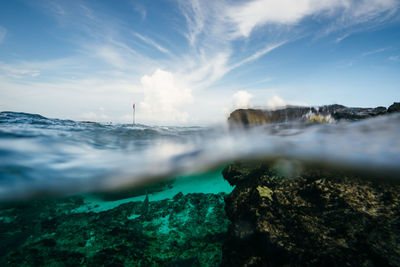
<box><xmin>228</xmin><ymin>102</ymin><xmax>398</xmax><ymax>127</ymax></box>
<box><xmin>388</xmin><ymin>102</ymin><xmax>400</xmax><ymax>113</ymax></box>
<box><xmin>222</xmin><ymin>161</ymin><xmax>400</xmax><ymax>266</ymax></box>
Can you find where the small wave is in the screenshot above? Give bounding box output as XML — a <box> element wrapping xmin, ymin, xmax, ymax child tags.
<box><xmin>0</xmin><ymin>111</ymin><xmax>399</xmax><ymax>200</ymax></box>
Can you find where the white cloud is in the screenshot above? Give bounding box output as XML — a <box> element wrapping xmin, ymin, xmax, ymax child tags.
<box><xmin>94</xmin><ymin>46</ymin><xmax>126</xmax><ymax>69</ymax></box>
<box><xmin>361</xmin><ymin>47</ymin><xmax>388</xmax><ymax>57</ymax></box>
<box><xmin>178</xmin><ymin>0</ymin><xmax>207</xmax><ymax>46</ymax></box>
<box><xmin>182</xmin><ymin>43</ymin><xmax>283</xmax><ymax>89</ymax></box>
<box><xmin>267</xmin><ymin>95</ymin><xmax>286</xmax><ymax>110</ymax></box>
<box><xmin>233</xmin><ymin>90</ymin><xmax>253</xmax><ymax>109</ymax></box>
<box><xmin>230</xmin><ymin>42</ymin><xmax>286</xmax><ymax>70</ymax></box>
<box><xmin>134</xmin><ymin>33</ymin><xmax>172</xmax><ymax>56</ymax></box>
<box><xmin>227</xmin><ymin>0</ymin><xmax>398</xmax><ymax>38</ymax></box>
<box><xmin>0</xmin><ymin>62</ymin><xmax>40</xmax><ymax>78</ymax></box>
<box><xmin>133</xmin><ymin>4</ymin><xmax>147</xmax><ymax>20</ymax></box>
<box><xmin>139</xmin><ymin>69</ymin><xmax>193</xmax><ymax>124</ymax></box>
<box><xmin>335</xmin><ymin>33</ymin><xmax>350</xmax><ymax>43</ymax></box>
<box><xmin>0</xmin><ymin>26</ymin><xmax>6</xmax><ymax>43</ymax></box>
<box><xmin>174</xmin><ymin>0</ymin><xmax>398</xmax><ymax>93</ymax></box>
<box><xmin>184</xmin><ymin>52</ymin><xmax>231</xmax><ymax>87</ymax></box>
<box><xmin>388</xmin><ymin>55</ymin><xmax>399</xmax><ymax>61</ymax></box>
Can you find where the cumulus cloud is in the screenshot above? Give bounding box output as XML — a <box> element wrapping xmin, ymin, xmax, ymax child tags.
<box><xmin>267</xmin><ymin>95</ymin><xmax>286</xmax><ymax>110</ymax></box>
<box><xmin>139</xmin><ymin>69</ymin><xmax>193</xmax><ymax>124</ymax></box>
<box><xmin>0</xmin><ymin>26</ymin><xmax>6</xmax><ymax>43</ymax></box>
<box><xmin>227</xmin><ymin>0</ymin><xmax>398</xmax><ymax>38</ymax></box>
<box><xmin>233</xmin><ymin>90</ymin><xmax>253</xmax><ymax>108</ymax></box>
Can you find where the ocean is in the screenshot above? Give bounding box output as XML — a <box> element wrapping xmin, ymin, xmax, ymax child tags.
<box><xmin>0</xmin><ymin>111</ymin><xmax>400</xmax><ymax>266</ymax></box>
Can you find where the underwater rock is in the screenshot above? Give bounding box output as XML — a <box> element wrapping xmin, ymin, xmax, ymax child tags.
<box><xmin>0</xmin><ymin>192</ymin><xmax>229</xmax><ymax>266</ymax></box>
<box><xmin>227</xmin><ymin>103</ymin><xmax>395</xmax><ymax>127</ymax></box>
<box><xmin>221</xmin><ymin>161</ymin><xmax>400</xmax><ymax>266</ymax></box>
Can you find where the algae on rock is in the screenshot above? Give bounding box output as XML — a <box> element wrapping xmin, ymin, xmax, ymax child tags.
<box><xmin>256</xmin><ymin>186</ymin><xmax>273</xmax><ymax>200</ymax></box>
<box><xmin>222</xmin><ymin>161</ymin><xmax>400</xmax><ymax>267</ymax></box>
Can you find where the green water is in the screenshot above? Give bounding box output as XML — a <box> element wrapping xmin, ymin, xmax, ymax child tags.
<box><xmin>0</xmin><ymin>167</ymin><xmax>233</xmax><ymax>266</ymax></box>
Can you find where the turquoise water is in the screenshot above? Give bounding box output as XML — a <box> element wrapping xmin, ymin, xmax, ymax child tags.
<box><xmin>0</xmin><ymin>167</ymin><xmax>232</xmax><ymax>266</ymax></box>
<box><xmin>73</xmin><ymin>167</ymin><xmax>233</xmax><ymax>213</ymax></box>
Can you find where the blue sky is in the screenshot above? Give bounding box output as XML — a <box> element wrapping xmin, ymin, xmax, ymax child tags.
<box><xmin>0</xmin><ymin>0</ymin><xmax>399</xmax><ymax>125</ymax></box>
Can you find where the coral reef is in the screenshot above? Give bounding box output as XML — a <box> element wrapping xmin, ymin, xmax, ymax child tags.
<box><xmin>0</xmin><ymin>192</ymin><xmax>229</xmax><ymax>266</ymax></box>
<box><xmin>222</xmin><ymin>161</ymin><xmax>400</xmax><ymax>266</ymax></box>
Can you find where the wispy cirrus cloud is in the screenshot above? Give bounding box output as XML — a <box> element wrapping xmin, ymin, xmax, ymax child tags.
<box><xmin>230</xmin><ymin>42</ymin><xmax>286</xmax><ymax>71</ymax></box>
<box><xmin>335</xmin><ymin>33</ymin><xmax>350</xmax><ymax>43</ymax></box>
<box><xmin>0</xmin><ymin>62</ymin><xmax>40</xmax><ymax>78</ymax></box>
<box><xmin>388</xmin><ymin>55</ymin><xmax>400</xmax><ymax>61</ymax></box>
<box><xmin>226</xmin><ymin>0</ymin><xmax>398</xmax><ymax>38</ymax></box>
<box><xmin>361</xmin><ymin>47</ymin><xmax>389</xmax><ymax>57</ymax></box>
<box><xmin>175</xmin><ymin>0</ymin><xmax>287</xmax><ymax>88</ymax></box>
<box><xmin>177</xmin><ymin>0</ymin><xmax>208</xmax><ymax>46</ymax></box>
<box><xmin>134</xmin><ymin>33</ymin><xmax>172</xmax><ymax>56</ymax></box>
<box><xmin>182</xmin><ymin>42</ymin><xmax>285</xmax><ymax>89</ymax></box>
<box><xmin>133</xmin><ymin>3</ymin><xmax>146</xmax><ymax>21</ymax></box>
<box><xmin>174</xmin><ymin>0</ymin><xmax>399</xmax><ymax>88</ymax></box>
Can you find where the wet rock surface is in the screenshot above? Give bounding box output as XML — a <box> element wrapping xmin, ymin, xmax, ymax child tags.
<box><xmin>0</xmin><ymin>192</ymin><xmax>229</xmax><ymax>266</ymax></box>
<box><xmin>222</xmin><ymin>161</ymin><xmax>400</xmax><ymax>266</ymax></box>
<box><xmin>228</xmin><ymin>102</ymin><xmax>398</xmax><ymax>127</ymax></box>
<box><xmin>388</xmin><ymin>102</ymin><xmax>400</xmax><ymax>113</ymax></box>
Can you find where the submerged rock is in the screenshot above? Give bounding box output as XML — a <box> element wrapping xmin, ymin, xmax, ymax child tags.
<box><xmin>0</xmin><ymin>192</ymin><xmax>229</xmax><ymax>266</ymax></box>
<box><xmin>221</xmin><ymin>161</ymin><xmax>400</xmax><ymax>266</ymax></box>
<box><xmin>228</xmin><ymin>102</ymin><xmax>398</xmax><ymax>127</ymax></box>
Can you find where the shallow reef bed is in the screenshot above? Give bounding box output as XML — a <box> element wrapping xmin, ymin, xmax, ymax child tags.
<box><xmin>0</xmin><ymin>192</ymin><xmax>229</xmax><ymax>266</ymax></box>
<box><xmin>221</xmin><ymin>161</ymin><xmax>400</xmax><ymax>267</ymax></box>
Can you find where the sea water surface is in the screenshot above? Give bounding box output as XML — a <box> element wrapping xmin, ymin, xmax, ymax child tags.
<box><xmin>1</xmin><ymin>111</ymin><xmax>400</xmax><ymax>200</ymax></box>
<box><xmin>1</xmin><ymin>111</ymin><xmax>400</xmax><ymax>266</ymax></box>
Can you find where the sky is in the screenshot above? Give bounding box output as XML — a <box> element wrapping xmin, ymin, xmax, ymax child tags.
<box><xmin>0</xmin><ymin>0</ymin><xmax>399</xmax><ymax>125</ymax></box>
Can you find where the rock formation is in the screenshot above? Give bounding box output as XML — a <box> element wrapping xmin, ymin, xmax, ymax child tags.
<box><xmin>388</xmin><ymin>102</ymin><xmax>400</xmax><ymax>113</ymax></box>
<box><xmin>228</xmin><ymin>102</ymin><xmax>398</xmax><ymax>127</ymax></box>
<box><xmin>221</xmin><ymin>161</ymin><xmax>400</xmax><ymax>266</ymax></box>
